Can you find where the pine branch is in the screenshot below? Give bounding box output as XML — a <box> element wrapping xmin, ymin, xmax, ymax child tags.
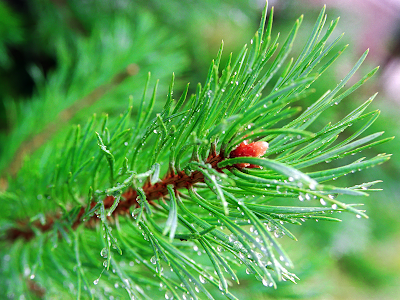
<box><xmin>0</xmin><ymin>3</ymin><xmax>393</xmax><ymax>299</ymax></box>
<box><xmin>5</xmin><ymin>149</ymin><xmax>224</xmax><ymax>242</ymax></box>
<box><xmin>4</xmin><ymin>64</ymin><xmax>139</xmax><ymax>178</ymax></box>
<box><xmin>0</xmin><ymin>3</ymin><xmax>189</xmax><ymax>176</ymax></box>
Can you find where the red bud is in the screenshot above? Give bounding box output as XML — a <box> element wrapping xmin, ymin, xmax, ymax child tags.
<box><xmin>230</xmin><ymin>141</ymin><xmax>269</xmax><ymax>168</ymax></box>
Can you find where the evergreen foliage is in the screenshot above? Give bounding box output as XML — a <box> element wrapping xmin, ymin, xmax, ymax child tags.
<box><xmin>0</xmin><ymin>2</ymin><xmax>392</xmax><ymax>299</ymax></box>
<box><xmin>0</xmin><ymin>1</ymin><xmax>189</xmax><ymax>174</ymax></box>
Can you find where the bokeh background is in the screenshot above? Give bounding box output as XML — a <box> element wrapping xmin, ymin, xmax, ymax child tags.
<box><xmin>0</xmin><ymin>0</ymin><xmax>399</xmax><ymax>299</ymax></box>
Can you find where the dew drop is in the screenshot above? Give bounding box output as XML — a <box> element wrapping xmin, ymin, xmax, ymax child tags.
<box><xmin>274</xmin><ymin>229</ymin><xmax>283</xmax><ymax>238</ymax></box>
<box><xmin>100</xmin><ymin>248</ymin><xmax>108</xmax><ymax>258</ymax></box>
<box><xmin>309</xmin><ymin>183</ymin><xmax>316</xmax><ymax>190</ymax></box>
<box><xmin>262</xmin><ymin>278</ymin><xmax>269</xmax><ymax>286</ymax></box>
<box><xmin>199</xmin><ymin>275</ymin><xmax>206</xmax><ymax>284</ymax></box>
<box><xmin>165</xmin><ymin>290</ymin><xmax>173</xmax><ymax>299</ymax></box>
<box><xmin>93</xmin><ymin>279</ymin><xmax>99</xmax><ymax>285</ymax></box>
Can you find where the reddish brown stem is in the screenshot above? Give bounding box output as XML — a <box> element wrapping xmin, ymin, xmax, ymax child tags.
<box><xmin>5</xmin><ymin>153</ymin><xmax>225</xmax><ymax>242</ymax></box>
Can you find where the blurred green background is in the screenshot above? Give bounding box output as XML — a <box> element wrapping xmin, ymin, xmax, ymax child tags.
<box><xmin>0</xmin><ymin>0</ymin><xmax>399</xmax><ymax>299</ymax></box>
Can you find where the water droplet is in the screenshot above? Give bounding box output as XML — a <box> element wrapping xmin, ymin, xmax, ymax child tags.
<box><xmin>274</xmin><ymin>229</ymin><xmax>284</xmax><ymax>238</ymax></box>
<box><xmin>320</xmin><ymin>198</ymin><xmax>327</xmax><ymax>206</ymax></box>
<box><xmin>29</xmin><ymin>274</ymin><xmax>35</xmax><ymax>280</ymax></box>
<box><xmin>165</xmin><ymin>290</ymin><xmax>173</xmax><ymax>299</ymax></box>
<box><xmin>100</xmin><ymin>248</ymin><xmax>108</xmax><ymax>258</ymax></box>
<box><xmin>93</xmin><ymin>279</ymin><xmax>99</xmax><ymax>285</ymax></box>
<box><xmin>356</xmin><ymin>214</ymin><xmax>362</xmax><ymax>219</ymax></box>
<box><xmin>199</xmin><ymin>275</ymin><xmax>206</xmax><ymax>283</ymax></box>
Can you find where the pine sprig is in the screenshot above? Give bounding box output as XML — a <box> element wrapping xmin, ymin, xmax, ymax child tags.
<box><xmin>0</xmin><ymin>3</ymin><xmax>392</xmax><ymax>299</ymax></box>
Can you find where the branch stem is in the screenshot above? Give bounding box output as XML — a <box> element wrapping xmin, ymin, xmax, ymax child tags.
<box><xmin>5</xmin><ymin>152</ymin><xmax>224</xmax><ymax>242</ymax></box>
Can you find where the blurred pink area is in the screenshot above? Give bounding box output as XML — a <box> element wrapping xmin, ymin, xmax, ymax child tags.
<box><xmin>301</xmin><ymin>0</ymin><xmax>400</xmax><ymax>103</ymax></box>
